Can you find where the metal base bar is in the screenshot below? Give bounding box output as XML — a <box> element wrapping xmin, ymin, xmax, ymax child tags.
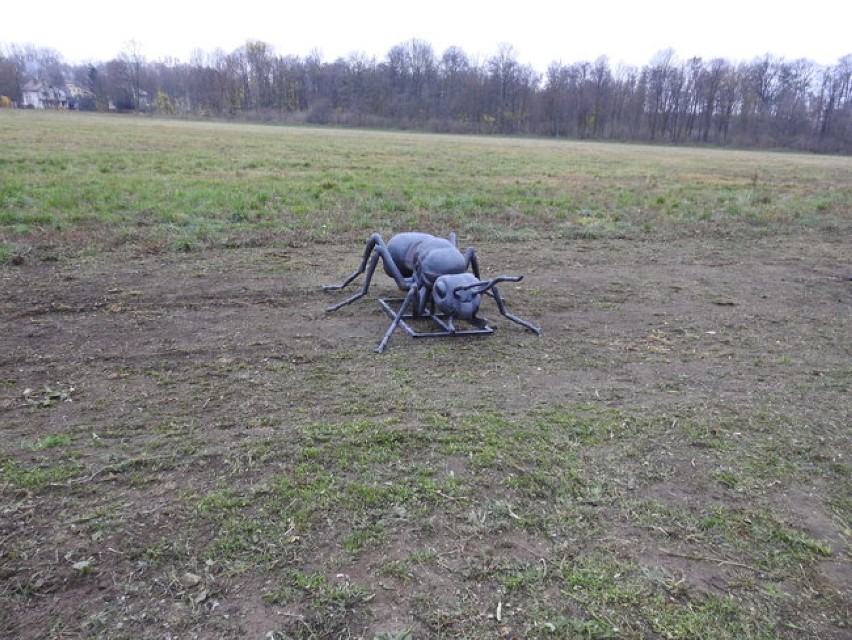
<box><xmin>378</xmin><ymin>298</ymin><xmax>494</xmax><ymax>339</ymax></box>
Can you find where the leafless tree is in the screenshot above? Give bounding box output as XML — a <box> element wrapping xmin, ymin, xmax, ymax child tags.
<box><xmin>118</xmin><ymin>40</ymin><xmax>146</xmax><ymax>110</ymax></box>
<box><xmin>7</xmin><ymin>37</ymin><xmax>849</xmax><ymax>151</ymax></box>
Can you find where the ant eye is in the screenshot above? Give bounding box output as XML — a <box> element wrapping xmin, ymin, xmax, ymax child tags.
<box><xmin>435</xmin><ymin>281</ymin><xmax>447</xmax><ymax>297</ymax></box>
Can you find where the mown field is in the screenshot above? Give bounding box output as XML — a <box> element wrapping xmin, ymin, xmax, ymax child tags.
<box><xmin>1</xmin><ymin>111</ymin><xmax>850</xmax><ymax>639</ymax></box>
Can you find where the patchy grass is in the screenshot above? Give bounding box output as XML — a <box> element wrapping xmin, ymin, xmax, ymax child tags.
<box><xmin>2</xmin><ymin>111</ymin><xmax>850</xmax><ymax>261</ymax></box>
<box><xmin>1</xmin><ymin>112</ymin><xmax>850</xmax><ymax>638</ymax></box>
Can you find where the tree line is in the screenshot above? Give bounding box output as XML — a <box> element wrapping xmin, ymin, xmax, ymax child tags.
<box><xmin>2</xmin><ymin>40</ymin><xmax>851</xmax><ymax>153</ymax></box>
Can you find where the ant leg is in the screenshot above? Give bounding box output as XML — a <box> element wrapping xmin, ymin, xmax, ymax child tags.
<box><xmin>374</xmin><ymin>286</ymin><xmax>417</xmax><ymax>353</ymax></box>
<box><xmin>487</xmin><ymin>286</ymin><xmax>541</xmax><ymax>335</ymax></box>
<box><xmin>463</xmin><ymin>247</ymin><xmax>481</xmax><ymax>278</ymax></box>
<box><xmin>414</xmin><ymin>284</ymin><xmax>431</xmax><ymax>317</ymax></box>
<box><xmin>323</xmin><ymin>233</ymin><xmax>385</xmax><ymax>291</ymax></box>
<box><xmin>325</xmin><ymin>250</ymin><xmax>382</xmax><ymax>312</ymax></box>
<box><xmin>324</xmin><ymin>234</ymin><xmax>412</xmax><ymax>312</ymax></box>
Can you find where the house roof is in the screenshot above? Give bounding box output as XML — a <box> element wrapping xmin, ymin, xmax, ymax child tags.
<box><xmin>65</xmin><ymin>82</ymin><xmax>93</xmax><ymax>98</ymax></box>
<box><xmin>21</xmin><ymin>79</ymin><xmax>75</xmax><ymax>100</ymax></box>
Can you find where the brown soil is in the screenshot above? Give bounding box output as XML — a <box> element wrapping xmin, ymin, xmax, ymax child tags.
<box><xmin>1</xmin><ymin>233</ymin><xmax>849</xmax><ymax>639</ymax></box>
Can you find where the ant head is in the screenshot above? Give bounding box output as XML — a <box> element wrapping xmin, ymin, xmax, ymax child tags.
<box><xmin>433</xmin><ymin>274</ymin><xmax>524</xmax><ymax>321</ymax></box>
<box><xmin>433</xmin><ymin>273</ymin><xmax>481</xmax><ymax>321</ymax></box>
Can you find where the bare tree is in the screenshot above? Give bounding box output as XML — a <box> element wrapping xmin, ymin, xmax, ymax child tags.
<box><xmin>486</xmin><ymin>44</ymin><xmax>538</xmax><ymax>133</ymax></box>
<box><xmin>244</xmin><ymin>40</ymin><xmax>273</xmax><ymax>112</ymax></box>
<box><xmin>0</xmin><ymin>46</ymin><xmax>24</xmax><ymax>102</ymax></box>
<box><xmin>817</xmin><ymin>55</ymin><xmax>852</xmax><ymax>148</ymax></box>
<box><xmin>118</xmin><ymin>40</ymin><xmax>146</xmax><ymax>110</ymax></box>
<box><xmin>8</xmin><ymin>36</ymin><xmax>850</xmax><ymax>151</ymax></box>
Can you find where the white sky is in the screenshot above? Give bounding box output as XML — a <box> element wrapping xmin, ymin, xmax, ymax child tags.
<box><xmin>6</xmin><ymin>0</ymin><xmax>851</xmax><ymax>71</ymax></box>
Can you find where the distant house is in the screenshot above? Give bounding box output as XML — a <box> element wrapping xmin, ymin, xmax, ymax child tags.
<box><xmin>65</xmin><ymin>82</ymin><xmax>94</xmax><ymax>109</ymax></box>
<box><xmin>21</xmin><ymin>79</ymin><xmax>72</xmax><ymax>109</ymax></box>
<box><xmin>65</xmin><ymin>82</ymin><xmax>91</xmax><ymax>102</ymax></box>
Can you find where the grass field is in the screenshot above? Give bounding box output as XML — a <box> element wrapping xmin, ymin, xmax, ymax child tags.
<box><xmin>2</xmin><ymin>111</ymin><xmax>849</xmax><ymax>258</ymax></box>
<box><xmin>1</xmin><ymin>111</ymin><xmax>850</xmax><ymax>639</ymax></box>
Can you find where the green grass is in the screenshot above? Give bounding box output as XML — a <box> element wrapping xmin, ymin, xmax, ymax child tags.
<box><xmin>3</xmin><ymin>398</ymin><xmax>848</xmax><ymax>637</ymax></box>
<box><xmin>20</xmin><ymin>433</ymin><xmax>75</xmax><ymax>451</ymax></box>
<box><xmin>2</xmin><ymin>111</ymin><xmax>850</xmax><ymax>259</ymax></box>
<box><xmin>1</xmin><ymin>457</ymin><xmax>83</xmax><ymax>490</ymax></box>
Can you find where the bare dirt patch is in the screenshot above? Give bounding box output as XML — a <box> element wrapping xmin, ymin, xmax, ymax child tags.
<box><xmin>2</xmin><ymin>232</ymin><xmax>850</xmax><ymax>638</ymax></box>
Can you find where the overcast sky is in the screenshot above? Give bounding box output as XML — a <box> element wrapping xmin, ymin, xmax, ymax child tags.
<box><xmin>6</xmin><ymin>0</ymin><xmax>851</xmax><ymax>71</ymax></box>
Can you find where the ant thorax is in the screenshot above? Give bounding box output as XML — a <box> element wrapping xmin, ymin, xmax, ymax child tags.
<box><xmin>416</xmin><ymin>246</ymin><xmax>468</xmax><ymax>286</ymax></box>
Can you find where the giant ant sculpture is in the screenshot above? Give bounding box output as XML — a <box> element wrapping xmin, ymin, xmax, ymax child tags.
<box><xmin>323</xmin><ymin>232</ymin><xmax>541</xmax><ymax>352</ymax></box>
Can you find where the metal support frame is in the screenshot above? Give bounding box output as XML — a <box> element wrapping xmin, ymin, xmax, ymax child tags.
<box><xmin>378</xmin><ymin>298</ymin><xmax>494</xmax><ymax>340</ymax></box>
